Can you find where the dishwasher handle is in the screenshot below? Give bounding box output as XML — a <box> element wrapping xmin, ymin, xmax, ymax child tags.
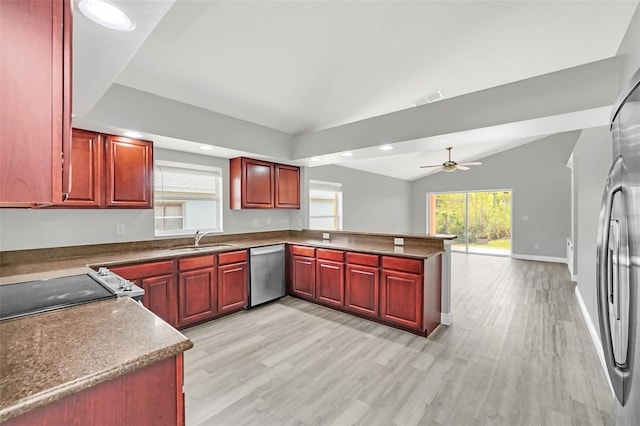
<box><xmin>250</xmin><ymin>244</ymin><xmax>285</xmax><ymax>256</ymax></box>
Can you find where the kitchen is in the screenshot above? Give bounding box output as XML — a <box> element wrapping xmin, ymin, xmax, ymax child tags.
<box><xmin>1</xmin><ymin>0</ymin><xmax>640</xmax><ymax>425</ymax></box>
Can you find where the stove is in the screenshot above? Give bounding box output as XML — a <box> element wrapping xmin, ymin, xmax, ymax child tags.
<box><xmin>0</xmin><ymin>269</ymin><xmax>144</xmax><ymax>321</ymax></box>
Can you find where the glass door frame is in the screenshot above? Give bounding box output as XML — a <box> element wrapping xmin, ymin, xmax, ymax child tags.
<box><xmin>426</xmin><ymin>189</ymin><xmax>513</xmax><ymax>256</ymax></box>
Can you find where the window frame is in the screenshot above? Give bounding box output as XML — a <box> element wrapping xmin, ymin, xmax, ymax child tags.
<box><xmin>154</xmin><ymin>160</ymin><xmax>223</xmax><ymax>237</ymax></box>
<box><xmin>309</xmin><ymin>179</ymin><xmax>343</xmax><ymax>231</ymax></box>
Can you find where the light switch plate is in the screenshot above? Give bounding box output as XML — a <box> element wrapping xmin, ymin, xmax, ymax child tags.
<box><xmin>323</xmin><ymin>233</ymin><xmax>330</xmax><ymax>240</ymax></box>
<box><xmin>116</xmin><ymin>224</ymin><xmax>126</xmax><ymax>235</ymax></box>
<box><xmin>394</xmin><ymin>237</ymin><xmax>404</xmax><ymax>246</ymax></box>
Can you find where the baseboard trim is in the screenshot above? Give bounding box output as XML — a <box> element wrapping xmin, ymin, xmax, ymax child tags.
<box><xmin>574</xmin><ymin>286</ymin><xmax>614</xmax><ymax>398</ymax></box>
<box><xmin>510</xmin><ymin>253</ymin><xmax>567</xmax><ymax>263</ymax></box>
<box><xmin>440</xmin><ymin>312</ymin><xmax>452</xmax><ymax>326</ymax></box>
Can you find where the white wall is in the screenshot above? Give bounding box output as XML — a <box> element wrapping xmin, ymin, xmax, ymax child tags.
<box><xmin>409</xmin><ymin>131</ymin><xmax>579</xmax><ymax>259</ymax></box>
<box><xmin>305</xmin><ymin>165</ymin><xmax>411</xmax><ymax>234</ymax></box>
<box><xmin>0</xmin><ymin>149</ymin><xmax>295</xmax><ymax>251</ymax></box>
<box><xmin>572</xmin><ymin>126</ymin><xmax>612</xmax><ymax>335</ymax></box>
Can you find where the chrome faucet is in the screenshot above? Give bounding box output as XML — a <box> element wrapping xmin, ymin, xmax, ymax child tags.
<box><xmin>194</xmin><ymin>230</ymin><xmax>216</xmax><ymax>246</ymax></box>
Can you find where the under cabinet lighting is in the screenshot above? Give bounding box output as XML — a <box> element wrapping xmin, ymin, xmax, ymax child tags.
<box><xmin>200</xmin><ymin>145</ymin><xmax>214</xmax><ymax>151</ymax></box>
<box><xmin>79</xmin><ymin>0</ymin><xmax>134</xmax><ymax>31</ymax></box>
<box><xmin>310</xmin><ymin>157</ymin><xmax>322</xmax><ymax>162</ymax></box>
<box><xmin>379</xmin><ymin>145</ymin><xmax>393</xmax><ymax>151</ymax></box>
<box><xmin>340</xmin><ymin>152</ymin><xmax>354</xmax><ymax>157</ymax></box>
<box><xmin>123</xmin><ymin>131</ymin><xmax>143</xmax><ymax>138</ymax></box>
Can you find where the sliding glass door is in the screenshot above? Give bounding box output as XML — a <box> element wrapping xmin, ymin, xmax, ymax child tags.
<box><xmin>428</xmin><ymin>190</ymin><xmax>512</xmax><ymax>255</ymax></box>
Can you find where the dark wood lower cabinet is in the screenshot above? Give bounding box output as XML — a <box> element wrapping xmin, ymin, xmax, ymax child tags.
<box><xmin>141</xmin><ymin>274</ymin><xmax>178</xmax><ymax>327</ymax></box>
<box><xmin>345</xmin><ymin>264</ymin><xmax>379</xmax><ymax>318</ymax></box>
<box><xmin>218</xmin><ymin>262</ymin><xmax>248</xmax><ymax>314</ymax></box>
<box><xmin>178</xmin><ymin>267</ymin><xmax>216</xmax><ymax>327</ymax></box>
<box><xmin>290</xmin><ymin>255</ymin><xmax>316</xmax><ymax>300</ymax></box>
<box><xmin>5</xmin><ymin>355</ymin><xmax>185</xmax><ymax>426</ymax></box>
<box><xmin>380</xmin><ymin>269</ymin><xmax>422</xmax><ymax>331</ymax></box>
<box><xmin>316</xmin><ymin>260</ymin><xmax>344</xmax><ymax>307</ymax></box>
<box><xmin>110</xmin><ymin>261</ymin><xmax>178</xmax><ymax>328</ymax></box>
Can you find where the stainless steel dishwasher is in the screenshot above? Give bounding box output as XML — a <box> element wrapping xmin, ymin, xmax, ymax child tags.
<box><xmin>248</xmin><ymin>244</ymin><xmax>286</xmax><ymax>308</ymax></box>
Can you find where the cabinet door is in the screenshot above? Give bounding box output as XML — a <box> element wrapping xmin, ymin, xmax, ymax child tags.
<box><xmin>105</xmin><ymin>136</ymin><xmax>153</xmax><ymax>208</ymax></box>
<box><xmin>274</xmin><ymin>164</ymin><xmax>300</xmax><ymax>209</ymax></box>
<box><xmin>243</xmin><ymin>158</ymin><xmax>274</xmax><ymax>208</ymax></box>
<box><xmin>316</xmin><ymin>260</ymin><xmax>344</xmax><ymax>308</ymax></box>
<box><xmin>380</xmin><ymin>270</ymin><xmax>422</xmax><ymax>330</ymax></box>
<box><xmin>345</xmin><ymin>264</ymin><xmax>379</xmax><ymax>318</ymax></box>
<box><xmin>178</xmin><ymin>267</ymin><xmax>216</xmax><ymax>327</ymax></box>
<box><xmin>218</xmin><ymin>262</ymin><xmax>248</xmax><ymax>314</ymax></box>
<box><xmin>140</xmin><ymin>274</ymin><xmax>178</xmax><ymax>328</ymax></box>
<box><xmin>61</xmin><ymin>129</ymin><xmax>102</xmax><ymax>206</ymax></box>
<box><xmin>291</xmin><ymin>256</ymin><xmax>315</xmax><ymax>300</ymax></box>
<box><xmin>0</xmin><ymin>0</ymin><xmax>69</xmax><ymax>206</ymax></box>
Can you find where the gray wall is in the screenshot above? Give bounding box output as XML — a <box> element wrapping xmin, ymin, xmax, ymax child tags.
<box><xmin>572</xmin><ymin>126</ymin><xmax>612</xmax><ymax>336</ymax></box>
<box><xmin>306</xmin><ymin>165</ymin><xmax>411</xmax><ymax>234</ymax></box>
<box><xmin>409</xmin><ymin>131</ymin><xmax>579</xmax><ymax>259</ymax></box>
<box><xmin>616</xmin><ymin>4</ymin><xmax>640</xmax><ymax>91</ymax></box>
<box><xmin>0</xmin><ymin>149</ymin><xmax>295</xmax><ymax>251</ymax></box>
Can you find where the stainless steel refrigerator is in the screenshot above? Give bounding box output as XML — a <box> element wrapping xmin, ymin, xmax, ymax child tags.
<box><xmin>597</xmin><ymin>67</ymin><xmax>640</xmax><ymax>426</ymax></box>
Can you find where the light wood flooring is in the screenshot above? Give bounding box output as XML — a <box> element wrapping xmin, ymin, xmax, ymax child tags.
<box><xmin>183</xmin><ymin>254</ymin><xmax>614</xmax><ymax>425</ymax></box>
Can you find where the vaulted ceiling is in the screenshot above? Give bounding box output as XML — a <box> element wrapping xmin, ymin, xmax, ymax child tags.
<box><xmin>73</xmin><ymin>0</ymin><xmax>638</xmax><ymax>181</ymax></box>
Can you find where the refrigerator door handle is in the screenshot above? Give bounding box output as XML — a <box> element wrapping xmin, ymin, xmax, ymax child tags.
<box><xmin>597</xmin><ymin>156</ymin><xmax>628</xmax><ymax>404</ymax></box>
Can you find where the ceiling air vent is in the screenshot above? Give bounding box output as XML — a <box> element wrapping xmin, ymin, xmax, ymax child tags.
<box><xmin>413</xmin><ymin>89</ymin><xmax>444</xmax><ymax>106</ymax></box>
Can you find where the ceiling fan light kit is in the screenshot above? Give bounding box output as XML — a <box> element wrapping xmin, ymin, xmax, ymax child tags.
<box><xmin>420</xmin><ymin>147</ymin><xmax>482</xmax><ymax>172</ymax></box>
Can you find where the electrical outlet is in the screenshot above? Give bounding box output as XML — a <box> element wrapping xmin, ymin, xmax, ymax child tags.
<box><xmin>394</xmin><ymin>237</ymin><xmax>404</xmax><ymax>246</ymax></box>
<box><xmin>522</xmin><ymin>216</ymin><xmax>529</xmax><ymax>221</ymax></box>
<box><xmin>322</xmin><ymin>233</ymin><xmax>330</xmax><ymax>240</ymax></box>
<box><xmin>534</xmin><ymin>243</ymin><xmax>539</xmax><ymax>249</ymax></box>
<box><xmin>116</xmin><ymin>224</ymin><xmax>126</xmax><ymax>235</ymax></box>
<box><xmin>252</xmin><ymin>219</ymin><xmax>259</xmax><ymax>227</ymax></box>
<box><xmin>267</xmin><ymin>219</ymin><xmax>271</xmax><ymax>225</ymax></box>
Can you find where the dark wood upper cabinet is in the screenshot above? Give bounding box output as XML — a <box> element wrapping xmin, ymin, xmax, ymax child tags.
<box><xmin>105</xmin><ymin>135</ymin><xmax>154</xmax><ymax>208</ymax></box>
<box><xmin>57</xmin><ymin>130</ymin><xmax>153</xmax><ymax>208</ymax></box>
<box><xmin>230</xmin><ymin>157</ymin><xmax>300</xmax><ymax>209</ymax></box>
<box><xmin>275</xmin><ymin>164</ymin><xmax>300</xmax><ymax>209</ymax></box>
<box><xmin>0</xmin><ymin>0</ymin><xmax>71</xmax><ymax>206</ymax></box>
<box><xmin>61</xmin><ymin>130</ymin><xmax>102</xmax><ymax>207</ymax></box>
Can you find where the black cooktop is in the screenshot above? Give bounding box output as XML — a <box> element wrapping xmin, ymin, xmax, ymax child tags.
<box><xmin>0</xmin><ymin>274</ymin><xmax>115</xmax><ymax>321</ymax></box>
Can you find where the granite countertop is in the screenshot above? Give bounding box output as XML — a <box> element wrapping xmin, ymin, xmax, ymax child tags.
<box><xmin>0</xmin><ymin>297</ymin><xmax>193</xmax><ymax>423</ymax></box>
<box><xmin>0</xmin><ymin>237</ymin><xmax>444</xmax><ymax>284</ymax></box>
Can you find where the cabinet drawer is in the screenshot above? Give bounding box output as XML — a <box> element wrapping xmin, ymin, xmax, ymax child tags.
<box><xmin>110</xmin><ymin>260</ymin><xmax>175</xmax><ymax>280</ymax></box>
<box><xmin>346</xmin><ymin>252</ymin><xmax>379</xmax><ymax>267</ymax></box>
<box><xmin>291</xmin><ymin>245</ymin><xmax>315</xmax><ymax>257</ymax></box>
<box><xmin>179</xmin><ymin>255</ymin><xmax>216</xmax><ymax>271</ymax></box>
<box><xmin>218</xmin><ymin>250</ymin><xmax>248</xmax><ymax>265</ymax></box>
<box><xmin>381</xmin><ymin>256</ymin><xmax>423</xmax><ymax>274</ymax></box>
<box><xmin>316</xmin><ymin>248</ymin><xmax>344</xmax><ymax>262</ymax></box>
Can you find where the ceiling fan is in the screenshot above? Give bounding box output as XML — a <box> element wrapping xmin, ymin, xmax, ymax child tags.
<box><xmin>420</xmin><ymin>147</ymin><xmax>482</xmax><ymax>172</ymax></box>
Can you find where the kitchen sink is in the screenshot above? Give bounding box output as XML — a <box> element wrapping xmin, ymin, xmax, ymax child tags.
<box><xmin>170</xmin><ymin>243</ymin><xmax>234</xmax><ymax>251</ymax></box>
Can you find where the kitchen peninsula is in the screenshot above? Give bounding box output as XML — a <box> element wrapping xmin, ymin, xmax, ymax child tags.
<box><xmin>0</xmin><ymin>229</ymin><xmax>453</xmax><ymax>423</ymax></box>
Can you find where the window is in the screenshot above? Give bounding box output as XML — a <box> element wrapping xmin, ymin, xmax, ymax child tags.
<box><xmin>155</xmin><ymin>161</ymin><xmax>223</xmax><ymax>236</ymax></box>
<box><xmin>309</xmin><ymin>180</ymin><xmax>342</xmax><ymax>230</ymax></box>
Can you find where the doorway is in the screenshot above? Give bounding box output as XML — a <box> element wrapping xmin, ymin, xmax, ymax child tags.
<box><xmin>428</xmin><ymin>190</ymin><xmax>512</xmax><ymax>255</ymax></box>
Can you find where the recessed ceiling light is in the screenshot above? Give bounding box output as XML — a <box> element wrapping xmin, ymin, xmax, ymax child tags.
<box><xmin>79</xmin><ymin>0</ymin><xmax>134</xmax><ymax>31</ymax></box>
<box><xmin>379</xmin><ymin>145</ymin><xmax>393</xmax><ymax>151</ymax></box>
<box><xmin>310</xmin><ymin>157</ymin><xmax>322</xmax><ymax>162</ymax></box>
<box><xmin>123</xmin><ymin>131</ymin><xmax>143</xmax><ymax>138</ymax></box>
<box><xmin>200</xmin><ymin>145</ymin><xmax>214</xmax><ymax>151</ymax></box>
<box><xmin>340</xmin><ymin>152</ymin><xmax>354</xmax><ymax>157</ymax></box>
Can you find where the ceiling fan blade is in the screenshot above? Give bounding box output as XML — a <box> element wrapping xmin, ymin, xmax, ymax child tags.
<box><xmin>455</xmin><ymin>165</ymin><xmax>470</xmax><ymax>171</ymax></box>
<box><xmin>419</xmin><ymin>164</ymin><xmax>444</xmax><ymax>168</ymax></box>
<box><xmin>458</xmin><ymin>161</ymin><xmax>482</xmax><ymax>166</ymax></box>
